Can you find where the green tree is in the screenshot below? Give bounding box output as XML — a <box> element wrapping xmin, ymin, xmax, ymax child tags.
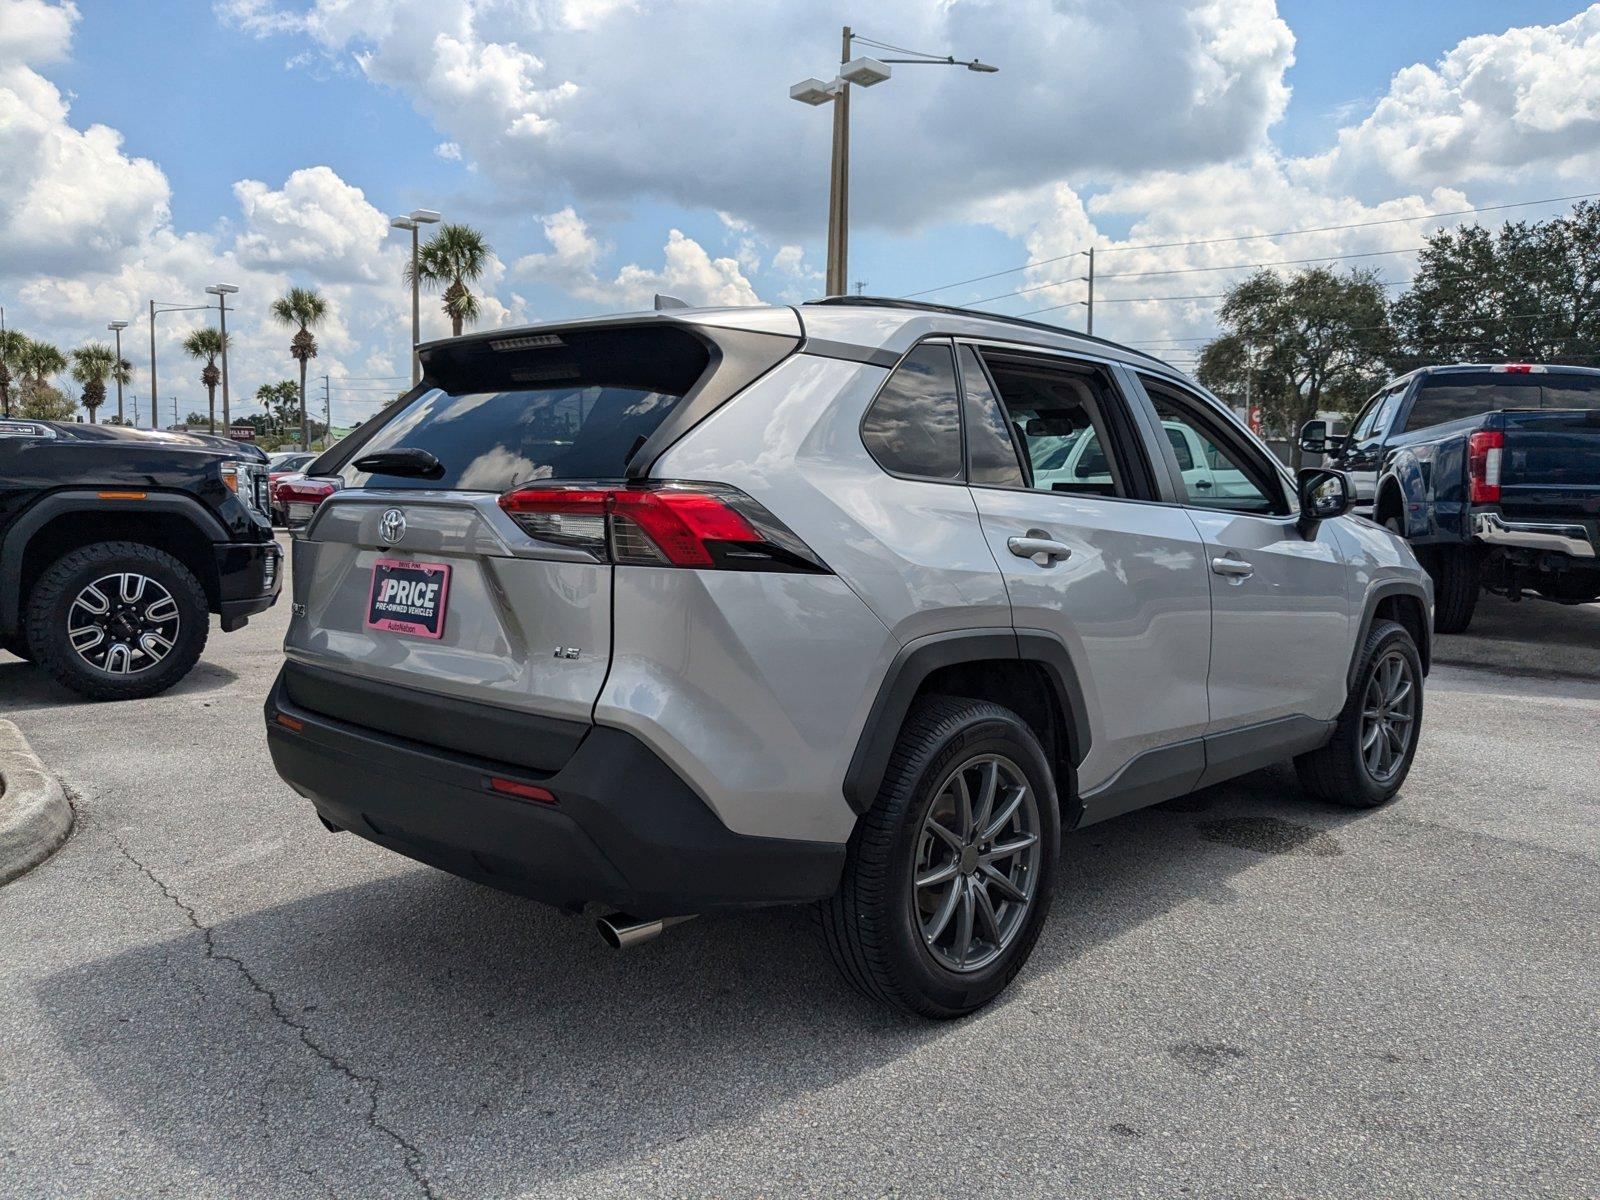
<box><xmin>409</xmin><ymin>223</ymin><xmax>491</xmax><ymax>336</ymax></box>
<box><xmin>0</xmin><ymin>328</ymin><xmax>27</xmax><ymax>418</ymax></box>
<box><xmin>1197</xmin><ymin>267</ymin><xmax>1395</xmax><ymax>465</ymax></box>
<box><xmin>255</xmin><ymin>379</ymin><xmax>302</xmax><ymax>435</ymax></box>
<box><xmin>269</xmin><ymin>287</ymin><xmax>328</xmax><ymax>450</ymax></box>
<box><xmin>1393</xmin><ymin>200</ymin><xmax>1600</xmax><ymax>366</ymax></box>
<box><xmin>69</xmin><ymin>342</ymin><xmax>117</xmax><ymax>424</ymax></box>
<box><xmin>181</xmin><ymin>326</ymin><xmax>229</xmax><ymax>434</ymax></box>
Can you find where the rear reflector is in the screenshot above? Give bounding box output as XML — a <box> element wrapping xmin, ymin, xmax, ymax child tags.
<box><xmin>488</xmin><ymin>777</ymin><xmax>557</xmax><ymax>803</ymax></box>
<box><xmin>274</xmin><ymin>713</ymin><xmax>304</xmax><ymax>732</ymax></box>
<box><xmin>497</xmin><ymin>482</ymin><xmax>829</xmax><ymax>573</ymax></box>
<box><xmin>1468</xmin><ymin>430</ymin><xmax>1504</xmax><ymax>504</ymax></box>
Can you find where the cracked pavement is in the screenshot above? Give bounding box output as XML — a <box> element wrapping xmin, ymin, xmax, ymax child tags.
<box><xmin>1</xmin><ymin>543</ymin><xmax>1597</xmax><ymax>1198</ymax></box>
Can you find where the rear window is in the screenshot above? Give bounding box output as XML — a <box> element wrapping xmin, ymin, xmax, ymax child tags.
<box><xmin>1407</xmin><ymin>372</ymin><xmax>1600</xmax><ymax>430</ymax></box>
<box><xmin>338</xmin><ymin>325</ymin><xmax>709</xmax><ymax>492</ymax></box>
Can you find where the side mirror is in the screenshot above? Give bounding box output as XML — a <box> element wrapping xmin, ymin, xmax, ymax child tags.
<box><xmin>1296</xmin><ymin>467</ymin><xmax>1353</xmax><ymax>533</ymax></box>
<box><xmin>1298</xmin><ymin>419</ymin><xmax>1331</xmax><ymax>455</ymax></box>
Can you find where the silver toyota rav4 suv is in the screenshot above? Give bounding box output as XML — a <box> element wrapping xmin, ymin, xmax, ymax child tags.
<box><xmin>266</xmin><ymin>297</ymin><xmax>1432</xmax><ymax>1017</ymax></box>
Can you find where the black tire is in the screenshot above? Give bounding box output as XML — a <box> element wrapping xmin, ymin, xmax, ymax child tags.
<box><xmin>818</xmin><ymin>696</ymin><xmax>1061</xmax><ymax>1019</ymax></box>
<box><xmin>1429</xmin><ymin>546</ymin><xmax>1478</xmax><ymax>634</ymax></box>
<box><xmin>25</xmin><ymin>541</ymin><xmax>209</xmax><ymax>701</ymax></box>
<box><xmin>1295</xmin><ymin>618</ymin><xmax>1423</xmax><ymax>808</ymax></box>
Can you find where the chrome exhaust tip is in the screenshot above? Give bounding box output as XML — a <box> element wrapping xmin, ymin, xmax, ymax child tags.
<box><xmin>595</xmin><ymin>912</ymin><xmax>696</xmax><ymax>950</ymax></box>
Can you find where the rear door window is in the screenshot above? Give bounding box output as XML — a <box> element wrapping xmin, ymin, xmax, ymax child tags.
<box><xmin>335</xmin><ymin>326</ymin><xmax>709</xmax><ymax>491</ymax></box>
<box><xmin>1407</xmin><ymin>371</ymin><xmax>1600</xmax><ymax>430</ymax></box>
<box><xmin>979</xmin><ymin>355</ymin><xmax>1135</xmax><ymax>498</ymax></box>
<box><xmin>861</xmin><ymin>341</ymin><xmax>963</xmax><ymax>480</ymax></box>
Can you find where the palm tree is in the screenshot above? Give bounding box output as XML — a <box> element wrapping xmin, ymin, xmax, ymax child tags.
<box><xmin>270</xmin><ymin>287</ymin><xmax>328</xmax><ymax>449</ymax></box>
<box><xmin>0</xmin><ymin>328</ymin><xmax>27</xmax><ymax>418</ymax></box>
<box><xmin>70</xmin><ymin>343</ymin><xmax>117</xmax><ymax>424</ymax></box>
<box><xmin>409</xmin><ymin>223</ymin><xmax>491</xmax><ymax>336</ymax></box>
<box><xmin>181</xmin><ymin>327</ymin><xmax>229</xmax><ymax>433</ymax></box>
<box><xmin>13</xmin><ymin>338</ymin><xmax>70</xmax><ymax>420</ymax></box>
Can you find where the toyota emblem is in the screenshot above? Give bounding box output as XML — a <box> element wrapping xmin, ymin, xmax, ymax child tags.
<box><xmin>379</xmin><ymin>508</ymin><xmax>406</xmax><ymax>545</ymax></box>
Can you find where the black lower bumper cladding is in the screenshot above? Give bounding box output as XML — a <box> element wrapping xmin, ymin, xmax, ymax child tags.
<box><xmin>264</xmin><ymin>666</ymin><xmax>843</xmax><ymax>915</ymax></box>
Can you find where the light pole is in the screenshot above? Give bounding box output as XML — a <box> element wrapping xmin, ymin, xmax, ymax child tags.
<box><xmin>205</xmin><ymin>284</ymin><xmax>239</xmax><ymax>434</ymax></box>
<box><xmin>390</xmin><ymin>208</ymin><xmax>440</xmax><ymax>386</ymax></box>
<box><xmin>791</xmin><ymin>28</ymin><xmax>996</xmax><ymax>295</ymax></box>
<box><xmin>148</xmin><ymin>299</ymin><xmax>213</xmax><ymax>430</ymax></box>
<box><xmin>107</xmin><ymin>321</ymin><xmax>128</xmax><ymax>423</ymax></box>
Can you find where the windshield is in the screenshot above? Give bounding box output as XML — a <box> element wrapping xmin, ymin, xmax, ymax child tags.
<box><xmin>336</xmin><ymin>384</ymin><xmax>685</xmax><ymax>492</ymax></box>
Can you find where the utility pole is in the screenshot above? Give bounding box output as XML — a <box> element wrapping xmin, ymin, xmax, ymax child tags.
<box><xmin>321</xmin><ymin>374</ymin><xmax>331</xmax><ymax>449</ymax></box>
<box><xmin>149</xmin><ymin>300</ymin><xmax>158</xmax><ymax>430</ymax></box>
<box><xmin>1084</xmin><ymin>247</ymin><xmax>1095</xmax><ymax>336</ymax></box>
<box><xmin>206</xmin><ymin>284</ymin><xmax>239</xmax><ymax>432</ymax></box>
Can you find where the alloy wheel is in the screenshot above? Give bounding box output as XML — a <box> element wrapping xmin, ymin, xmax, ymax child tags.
<box><xmin>66</xmin><ymin>572</ymin><xmax>181</xmax><ymax>675</ymax></box>
<box><xmin>1360</xmin><ymin>648</ymin><xmax>1416</xmax><ymax>783</ymax></box>
<box><xmin>912</xmin><ymin>753</ymin><xmax>1042</xmax><ymax>973</ymax></box>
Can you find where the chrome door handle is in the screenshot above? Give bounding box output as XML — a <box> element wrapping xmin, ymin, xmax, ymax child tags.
<box><xmin>1008</xmin><ymin>534</ymin><xmax>1072</xmax><ymax>566</ymax></box>
<box><xmin>1210</xmin><ymin>556</ymin><xmax>1254</xmax><ymax>578</ymax></box>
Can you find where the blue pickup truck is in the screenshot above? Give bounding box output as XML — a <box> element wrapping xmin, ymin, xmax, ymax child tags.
<box><xmin>1300</xmin><ymin>363</ymin><xmax>1600</xmax><ymax>633</ymax></box>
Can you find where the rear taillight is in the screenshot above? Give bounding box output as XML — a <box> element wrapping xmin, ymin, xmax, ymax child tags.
<box><xmin>497</xmin><ymin>482</ymin><xmax>829</xmax><ymax>573</ymax></box>
<box><xmin>279</xmin><ymin>476</ymin><xmax>341</xmax><ymax>529</ymax></box>
<box><xmin>1467</xmin><ymin>430</ymin><xmax>1504</xmax><ymax>504</ymax></box>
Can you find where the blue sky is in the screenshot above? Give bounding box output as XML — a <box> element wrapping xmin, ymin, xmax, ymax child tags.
<box><xmin>6</xmin><ymin>0</ymin><xmax>1600</xmax><ymax>420</ymax></box>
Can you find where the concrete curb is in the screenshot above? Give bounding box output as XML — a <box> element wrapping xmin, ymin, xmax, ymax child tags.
<box><xmin>0</xmin><ymin>719</ymin><xmax>73</xmax><ymax>885</ymax></box>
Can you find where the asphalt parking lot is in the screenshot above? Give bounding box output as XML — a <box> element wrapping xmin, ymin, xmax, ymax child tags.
<box><xmin>2</xmin><ymin>540</ymin><xmax>1597</xmax><ymax>1199</ymax></box>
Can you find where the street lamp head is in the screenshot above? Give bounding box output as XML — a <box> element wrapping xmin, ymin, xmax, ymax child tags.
<box><xmin>205</xmin><ymin>283</ymin><xmax>240</xmax><ymax>295</ymax></box>
<box><xmin>840</xmin><ymin>57</ymin><xmax>891</xmax><ymax>87</ymax></box>
<box><xmin>789</xmin><ymin>77</ymin><xmax>840</xmax><ymax>106</ymax></box>
<box><xmin>409</xmin><ymin>209</ymin><xmax>441</xmax><ymax>224</ymax></box>
<box><xmin>390</xmin><ymin>216</ymin><xmax>418</xmax><ymax>231</ymax></box>
<box><xmin>108</xmin><ymin>321</ymin><xmax>129</xmax><ymax>331</ymax></box>
<box><xmin>966</xmin><ymin>60</ymin><xmax>999</xmax><ymax>73</ymax></box>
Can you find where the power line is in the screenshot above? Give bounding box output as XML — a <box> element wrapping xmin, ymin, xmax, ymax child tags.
<box><xmin>975</xmin><ymin>246</ymin><xmax>1425</xmax><ymax>307</ymax></box>
<box><xmin>899</xmin><ymin>190</ymin><xmax>1600</xmax><ymax>299</ymax></box>
<box><xmin>1016</xmin><ymin>278</ymin><xmax>1409</xmax><ymax>318</ymax></box>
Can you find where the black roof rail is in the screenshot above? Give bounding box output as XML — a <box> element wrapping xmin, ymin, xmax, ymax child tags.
<box><xmin>804</xmin><ymin>295</ymin><xmax>1172</xmax><ymax>368</ymax></box>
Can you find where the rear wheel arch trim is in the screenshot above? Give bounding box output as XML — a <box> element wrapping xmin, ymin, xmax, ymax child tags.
<box><xmin>1347</xmin><ymin>581</ymin><xmax>1431</xmax><ymax>691</ymax></box>
<box><xmin>842</xmin><ymin>628</ymin><xmax>1091</xmax><ymax>818</ymax></box>
<box><xmin>0</xmin><ymin>491</ymin><xmax>230</xmax><ymax>638</ymax></box>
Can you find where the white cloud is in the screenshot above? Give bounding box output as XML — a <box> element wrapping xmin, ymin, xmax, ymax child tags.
<box><xmin>219</xmin><ymin>0</ymin><xmax>1295</xmax><ymax>235</ymax></box>
<box><xmin>515</xmin><ymin>208</ymin><xmax>759</xmax><ymax>309</ymax></box>
<box><xmin>0</xmin><ymin>0</ymin><xmax>170</xmax><ymax>275</ymax></box>
<box><xmin>233</xmin><ymin>166</ymin><xmax>394</xmax><ymax>283</ymax></box>
<box><xmin>434</xmin><ymin>140</ymin><xmax>462</xmax><ymax>161</ymax></box>
<box><xmin>1301</xmin><ymin>5</ymin><xmax>1600</xmax><ymax>195</ymax></box>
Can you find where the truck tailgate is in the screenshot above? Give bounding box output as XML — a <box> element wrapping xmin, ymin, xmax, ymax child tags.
<box><xmin>1496</xmin><ymin>409</ymin><xmax>1600</xmax><ymax>524</ymax></box>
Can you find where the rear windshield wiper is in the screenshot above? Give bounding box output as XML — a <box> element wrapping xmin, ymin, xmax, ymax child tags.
<box><xmin>351</xmin><ymin>447</ymin><xmax>445</xmax><ymax>479</ymax></box>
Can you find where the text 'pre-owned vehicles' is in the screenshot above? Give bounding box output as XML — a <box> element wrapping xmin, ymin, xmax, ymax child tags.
<box><xmin>0</xmin><ymin>420</ymin><xmax>281</xmax><ymax>699</ymax></box>
<box><xmin>1302</xmin><ymin>363</ymin><xmax>1600</xmax><ymax>632</ymax></box>
<box><xmin>265</xmin><ymin>298</ymin><xmax>1432</xmax><ymax>1017</ymax></box>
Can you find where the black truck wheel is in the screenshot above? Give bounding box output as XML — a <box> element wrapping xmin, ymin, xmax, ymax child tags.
<box><xmin>817</xmin><ymin>696</ymin><xmax>1060</xmax><ymax>1019</ymax></box>
<box><xmin>1429</xmin><ymin>546</ymin><xmax>1478</xmax><ymax>634</ymax></box>
<box><xmin>1296</xmin><ymin>618</ymin><xmax>1423</xmax><ymax>808</ymax></box>
<box><xmin>25</xmin><ymin>541</ymin><xmax>209</xmax><ymax>701</ymax></box>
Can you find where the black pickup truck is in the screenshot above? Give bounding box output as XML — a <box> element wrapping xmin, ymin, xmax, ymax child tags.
<box><xmin>0</xmin><ymin>419</ymin><xmax>282</xmax><ymax>699</ymax></box>
<box><xmin>1302</xmin><ymin>363</ymin><xmax>1600</xmax><ymax>633</ymax></box>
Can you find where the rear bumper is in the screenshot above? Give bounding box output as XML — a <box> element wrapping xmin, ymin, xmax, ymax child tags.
<box><xmin>263</xmin><ymin>666</ymin><xmax>844</xmax><ymax>915</ymax></box>
<box><xmin>215</xmin><ymin>540</ymin><xmax>283</xmax><ymax>631</ymax></box>
<box><xmin>1472</xmin><ymin>511</ymin><xmax>1597</xmax><ymax>559</ymax></box>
